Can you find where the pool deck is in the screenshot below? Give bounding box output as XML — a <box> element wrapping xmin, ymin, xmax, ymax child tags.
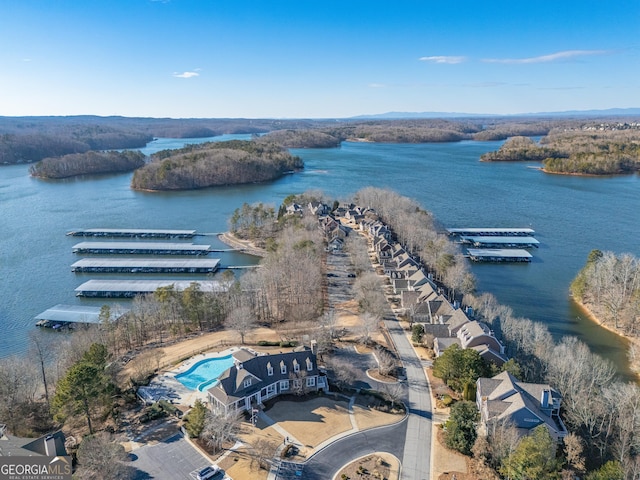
<box><xmin>149</xmin><ymin>347</ymin><xmax>259</xmax><ymax>407</ymax></box>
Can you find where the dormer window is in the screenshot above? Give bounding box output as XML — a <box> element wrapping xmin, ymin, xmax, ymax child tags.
<box><xmin>267</xmin><ymin>362</ymin><xmax>273</xmax><ymax>376</ymax></box>
<box><xmin>306</xmin><ymin>358</ymin><xmax>313</xmax><ymax>371</ymax></box>
<box><xmin>293</xmin><ymin>359</ymin><xmax>300</xmax><ymax>373</ymax></box>
<box><xmin>243</xmin><ymin>378</ymin><xmax>251</xmax><ymax>388</ymax></box>
<box><xmin>280</xmin><ymin>361</ymin><xmax>286</xmax><ymax>374</ymax></box>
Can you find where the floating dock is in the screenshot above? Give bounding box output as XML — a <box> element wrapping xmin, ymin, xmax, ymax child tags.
<box><xmin>72</xmin><ymin>242</ymin><xmax>211</xmax><ymax>255</ymax></box>
<box><xmin>75</xmin><ymin>279</ymin><xmax>226</xmax><ymax>298</ymax></box>
<box><xmin>447</xmin><ymin>228</ymin><xmax>535</xmax><ymax>237</ymax></box>
<box><xmin>71</xmin><ymin>258</ymin><xmax>220</xmax><ymax>274</ymax></box>
<box><xmin>66</xmin><ymin>228</ymin><xmax>197</xmax><ymax>238</ymax></box>
<box><xmin>35</xmin><ymin>304</ymin><xmax>129</xmax><ymax>328</ymax></box>
<box><xmin>467</xmin><ymin>248</ymin><xmax>533</xmax><ymax>262</ymax></box>
<box><xmin>459</xmin><ymin>236</ymin><xmax>540</xmax><ymax>249</ymax></box>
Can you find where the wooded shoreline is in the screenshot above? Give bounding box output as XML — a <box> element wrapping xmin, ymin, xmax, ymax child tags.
<box><xmin>573</xmin><ymin>298</ymin><xmax>640</xmax><ymax>378</ymax></box>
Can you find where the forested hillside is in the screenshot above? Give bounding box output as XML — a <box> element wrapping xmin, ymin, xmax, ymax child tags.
<box><xmin>131</xmin><ymin>140</ymin><xmax>303</xmax><ymax>190</ymax></box>
<box><xmin>29</xmin><ymin>150</ymin><xmax>146</xmax><ymax>178</ymax></box>
<box><xmin>481</xmin><ymin>123</ymin><xmax>640</xmax><ymax>175</ymax></box>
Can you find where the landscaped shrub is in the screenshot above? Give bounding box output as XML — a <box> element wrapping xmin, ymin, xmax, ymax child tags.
<box><xmin>279</xmin><ymin>341</ymin><xmax>297</xmax><ymax>348</ymax></box>
<box><xmin>257</xmin><ymin>340</ymin><xmax>280</xmax><ymax>346</ymax></box>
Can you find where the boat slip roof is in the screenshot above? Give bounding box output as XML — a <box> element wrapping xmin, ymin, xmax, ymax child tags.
<box><xmin>467</xmin><ymin>248</ymin><xmax>533</xmax><ymax>258</ymax></box>
<box><xmin>34</xmin><ymin>304</ymin><xmax>130</xmax><ymax>324</ymax></box>
<box><xmin>447</xmin><ymin>228</ymin><xmax>535</xmax><ymax>235</ymax></box>
<box><xmin>72</xmin><ymin>242</ymin><xmax>210</xmax><ymax>251</ymax></box>
<box><xmin>75</xmin><ymin>279</ymin><xmax>225</xmax><ymax>293</ymax></box>
<box><xmin>461</xmin><ymin>236</ymin><xmax>540</xmax><ymax>245</ymax></box>
<box><xmin>71</xmin><ymin>258</ymin><xmax>220</xmax><ymax>268</ymax></box>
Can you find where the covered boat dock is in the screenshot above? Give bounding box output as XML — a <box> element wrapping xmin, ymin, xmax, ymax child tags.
<box><xmin>66</xmin><ymin>228</ymin><xmax>197</xmax><ymax>238</ymax></box>
<box><xmin>35</xmin><ymin>304</ymin><xmax>130</xmax><ymax>328</ymax></box>
<box><xmin>72</xmin><ymin>242</ymin><xmax>211</xmax><ymax>255</ymax></box>
<box><xmin>447</xmin><ymin>227</ymin><xmax>535</xmax><ymax>237</ymax></box>
<box><xmin>71</xmin><ymin>258</ymin><xmax>220</xmax><ymax>273</ymax></box>
<box><xmin>467</xmin><ymin>248</ymin><xmax>533</xmax><ymax>262</ymax></box>
<box><xmin>75</xmin><ymin>279</ymin><xmax>226</xmax><ymax>298</ymax></box>
<box><xmin>459</xmin><ymin>236</ymin><xmax>540</xmax><ymax>248</ymax></box>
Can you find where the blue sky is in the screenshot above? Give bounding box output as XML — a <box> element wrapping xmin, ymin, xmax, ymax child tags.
<box><xmin>1</xmin><ymin>0</ymin><xmax>638</xmax><ymax>118</ymax></box>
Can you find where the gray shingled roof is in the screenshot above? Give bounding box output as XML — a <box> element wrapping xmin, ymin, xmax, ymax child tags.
<box><xmin>209</xmin><ymin>348</ymin><xmax>318</xmax><ymax>406</ymax></box>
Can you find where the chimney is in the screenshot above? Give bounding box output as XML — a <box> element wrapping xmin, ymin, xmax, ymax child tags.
<box><xmin>310</xmin><ymin>340</ymin><xmax>317</xmax><ymax>355</ymax></box>
<box><xmin>540</xmin><ymin>389</ymin><xmax>550</xmax><ymax>408</ymax></box>
<box><xmin>44</xmin><ymin>435</ymin><xmax>57</xmax><ymax>456</ymax></box>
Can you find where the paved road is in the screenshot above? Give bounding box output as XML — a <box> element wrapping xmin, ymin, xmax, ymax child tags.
<box><xmin>278</xmin><ymin>419</ymin><xmax>407</xmax><ymax>480</ymax></box>
<box><xmin>384</xmin><ymin>315</ymin><xmax>432</xmax><ymax>480</ymax></box>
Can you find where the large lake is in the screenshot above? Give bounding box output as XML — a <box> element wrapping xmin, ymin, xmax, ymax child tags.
<box><xmin>1</xmin><ymin>135</ymin><xmax>638</xmax><ymax>378</ymax></box>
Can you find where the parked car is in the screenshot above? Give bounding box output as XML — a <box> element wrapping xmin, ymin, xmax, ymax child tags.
<box><xmin>196</xmin><ymin>465</ymin><xmax>224</xmax><ymax>480</ymax></box>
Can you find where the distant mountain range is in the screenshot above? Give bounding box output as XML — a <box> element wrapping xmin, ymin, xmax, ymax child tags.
<box><xmin>350</xmin><ymin>108</ymin><xmax>640</xmax><ymax>120</ymax></box>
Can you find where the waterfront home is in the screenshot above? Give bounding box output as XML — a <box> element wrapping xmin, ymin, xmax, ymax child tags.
<box><xmin>307</xmin><ymin>201</ymin><xmax>330</xmax><ymax>216</ymax></box>
<box><xmin>207</xmin><ymin>346</ymin><xmax>327</xmax><ymax>415</ymax></box>
<box><xmin>476</xmin><ymin>371</ymin><xmax>567</xmax><ymax>442</ymax></box>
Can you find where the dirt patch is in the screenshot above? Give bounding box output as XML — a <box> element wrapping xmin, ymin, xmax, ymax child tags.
<box><xmin>434</xmin><ymin>428</ymin><xmax>469</xmax><ymax>479</ymax></box>
<box><xmin>337</xmin><ymin>452</ymin><xmax>400</xmax><ymax>480</ymax></box>
<box><xmin>118</xmin><ymin>327</ymin><xmax>282</xmax><ymax>385</ymax></box>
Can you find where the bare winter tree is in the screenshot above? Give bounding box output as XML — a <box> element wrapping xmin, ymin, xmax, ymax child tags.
<box><xmin>75</xmin><ymin>432</ymin><xmax>132</xmax><ymax>480</ymax></box>
<box><xmin>225</xmin><ymin>305</ymin><xmax>257</xmax><ymax>345</ymax></box>
<box><xmin>202</xmin><ymin>410</ymin><xmax>242</xmax><ymax>453</ymax></box>
<box><xmin>28</xmin><ymin>331</ymin><xmax>52</xmax><ymax>408</ymax></box>
<box><xmin>325</xmin><ymin>357</ymin><xmax>359</xmax><ymax>391</ymax></box>
<box><xmin>376</xmin><ymin>347</ymin><xmax>396</xmax><ymax>377</ymax></box>
<box><xmin>359</xmin><ymin>312</ymin><xmax>380</xmax><ymax>346</ymax></box>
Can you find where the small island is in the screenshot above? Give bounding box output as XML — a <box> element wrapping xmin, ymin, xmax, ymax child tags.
<box><xmin>29</xmin><ymin>150</ymin><xmax>146</xmax><ymax>179</ymax></box>
<box><xmin>130</xmin><ymin>139</ymin><xmax>303</xmax><ymax>191</ymax></box>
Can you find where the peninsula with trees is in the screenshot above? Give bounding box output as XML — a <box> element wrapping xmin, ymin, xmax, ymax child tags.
<box><xmin>481</xmin><ymin>121</ymin><xmax>640</xmax><ymax>175</ymax></box>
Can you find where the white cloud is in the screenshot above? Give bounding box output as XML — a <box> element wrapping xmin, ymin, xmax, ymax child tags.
<box><xmin>419</xmin><ymin>55</ymin><xmax>466</xmax><ymax>64</ymax></box>
<box><xmin>482</xmin><ymin>49</ymin><xmax>611</xmax><ymax>64</ymax></box>
<box><xmin>172</xmin><ymin>71</ymin><xmax>200</xmax><ymax>78</ymax></box>
<box><xmin>368</xmin><ymin>83</ymin><xmax>387</xmax><ymax>88</ymax></box>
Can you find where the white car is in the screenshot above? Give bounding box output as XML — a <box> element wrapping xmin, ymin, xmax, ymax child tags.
<box><xmin>196</xmin><ymin>465</ymin><xmax>225</xmax><ymax>480</ymax></box>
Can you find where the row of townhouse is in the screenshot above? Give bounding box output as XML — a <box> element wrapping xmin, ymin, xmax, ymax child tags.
<box><xmin>336</xmin><ymin>204</ymin><xmax>567</xmax><ymax>443</ymax></box>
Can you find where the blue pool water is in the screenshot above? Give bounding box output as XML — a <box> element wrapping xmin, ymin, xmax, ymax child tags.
<box><xmin>175</xmin><ymin>354</ymin><xmax>235</xmax><ymax>391</ymax></box>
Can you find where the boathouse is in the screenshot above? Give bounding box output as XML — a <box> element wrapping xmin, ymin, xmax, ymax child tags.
<box><xmin>466</xmin><ymin>248</ymin><xmax>532</xmax><ymax>262</ymax></box>
<box><xmin>75</xmin><ymin>280</ymin><xmax>225</xmax><ymax>298</ymax></box>
<box><xmin>72</xmin><ymin>242</ymin><xmax>211</xmax><ymax>255</ymax></box>
<box><xmin>66</xmin><ymin>228</ymin><xmax>197</xmax><ymax>238</ymax></box>
<box><xmin>71</xmin><ymin>258</ymin><xmax>220</xmax><ymax>274</ymax></box>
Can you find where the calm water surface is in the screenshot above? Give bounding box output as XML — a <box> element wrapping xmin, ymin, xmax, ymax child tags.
<box><xmin>1</xmin><ymin>137</ymin><xmax>638</xmax><ymax>378</ymax></box>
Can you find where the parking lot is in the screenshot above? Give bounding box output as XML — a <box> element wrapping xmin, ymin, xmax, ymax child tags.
<box><xmin>131</xmin><ymin>431</ymin><xmax>217</xmax><ymax>480</ymax></box>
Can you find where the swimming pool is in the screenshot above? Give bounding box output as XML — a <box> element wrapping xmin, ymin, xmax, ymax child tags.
<box><xmin>175</xmin><ymin>354</ymin><xmax>236</xmax><ymax>392</ymax></box>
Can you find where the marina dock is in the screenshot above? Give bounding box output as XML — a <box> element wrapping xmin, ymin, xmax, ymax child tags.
<box><xmin>35</xmin><ymin>304</ymin><xmax>129</xmax><ymax>328</ymax></box>
<box><xmin>72</xmin><ymin>242</ymin><xmax>211</xmax><ymax>255</ymax></box>
<box><xmin>71</xmin><ymin>258</ymin><xmax>220</xmax><ymax>274</ymax></box>
<box><xmin>447</xmin><ymin>227</ymin><xmax>535</xmax><ymax>237</ymax></box>
<box><xmin>459</xmin><ymin>236</ymin><xmax>540</xmax><ymax>249</ymax></box>
<box><xmin>75</xmin><ymin>279</ymin><xmax>226</xmax><ymax>298</ymax></box>
<box><xmin>467</xmin><ymin>248</ymin><xmax>533</xmax><ymax>262</ymax></box>
<box><xmin>67</xmin><ymin>228</ymin><xmax>197</xmax><ymax>238</ymax></box>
